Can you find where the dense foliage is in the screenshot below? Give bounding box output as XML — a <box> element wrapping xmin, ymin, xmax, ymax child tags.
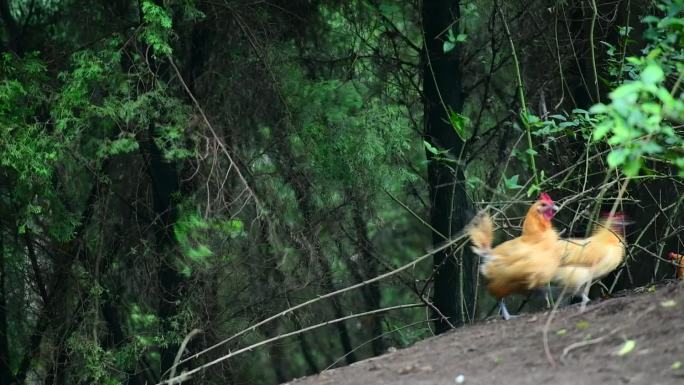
<box><xmin>0</xmin><ymin>0</ymin><xmax>682</xmax><ymax>384</ymax></box>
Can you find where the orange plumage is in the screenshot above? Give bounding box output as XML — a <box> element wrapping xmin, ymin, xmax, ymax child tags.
<box><xmin>466</xmin><ymin>193</ymin><xmax>561</xmax><ymax>319</ymax></box>
<box><xmin>553</xmin><ymin>213</ymin><xmax>628</xmax><ymax>310</ymax></box>
<box><xmin>667</xmin><ymin>252</ymin><xmax>684</xmax><ymax>279</ymax></box>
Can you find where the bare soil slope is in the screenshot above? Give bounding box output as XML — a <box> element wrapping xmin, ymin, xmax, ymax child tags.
<box><xmin>286</xmin><ymin>282</ymin><xmax>684</xmax><ymax>385</ymax></box>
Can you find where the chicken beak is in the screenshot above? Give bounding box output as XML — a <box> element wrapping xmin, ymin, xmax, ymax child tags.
<box><xmin>551</xmin><ymin>204</ymin><xmax>560</xmax><ymax>213</ymax></box>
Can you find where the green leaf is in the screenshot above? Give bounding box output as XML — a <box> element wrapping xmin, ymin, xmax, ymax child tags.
<box><xmin>660</xmin><ymin>299</ymin><xmax>677</xmax><ymax>308</ymax></box>
<box><xmin>187</xmin><ymin>245</ymin><xmax>212</xmax><ymax>261</ymax></box>
<box><xmin>592</xmin><ymin>122</ymin><xmax>612</xmax><ymax>141</ymax></box>
<box><xmin>456</xmin><ymin>33</ymin><xmax>468</xmax><ymax>42</ymax></box>
<box><xmin>607</xmin><ymin>149</ymin><xmax>627</xmax><ymax>168</ymax></box>
<box><xmin>466</xmin><ymin>175</ymin><xmax>481</xmax><ymax>189</ymax></box>
<box><xmin>503</xmin><ymin>174</ymin><xmax>522</xmax><ymax>190</ymax></box>
<box><xmin>641</xmin><ymin>141</ymin><xmax>663</xmax><ymax>154</ymax></box>
<box><xmin>424</xmin><ymin>140</ymin><xmax>439</xmax><ymax>155</ymax></box>
<box><xmin>623</xmin><ymin>157</ymin><xmax>641</xmax><ymax>176</ymax></box>
<box><xmin>640</xmin><ymin>63</ymin><xmax>664</xmax><ymax>85</ymax></box>
<box><xmin>609</xmin><ymin>82</ymin><xmax>641</xmax><ymax>101</ymax></box>
<box><xmin>443</xmin><ymin>41</ymin><xmax>455</xmax><ymax>53</ymax></box>
<box><xmin>448</xmin><ymin>110</ymin><xmax>470</xmax><ymax>140</ymax></box>
<box><xmin>616</xmin><ymin>339</ymin><xmax>636</xmax><ymax>356</ymax></box>
<box><xmin>589</xmin><ymin>103</ymin><xmax>608</xmax><ymax>114</ymax></box>
<box><xmin>525</xmin><ymin>114</ymin><xmax>541</xmax><ymax>124</ymax></box>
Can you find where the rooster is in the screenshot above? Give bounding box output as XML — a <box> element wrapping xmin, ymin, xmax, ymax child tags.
<box><xmin>667</xmin><ymin>252</ymin><xmax>684</xmax><ymax>279</ymax></box>
<box><xmin>466</xmin><ymin>193</ymin><xmax>561</xmax><ymax>319</ymax></box>
<box><xmin>553</xmin><ymin>213</ymin><xmax>629</xmax><ymax>311</ymax></box>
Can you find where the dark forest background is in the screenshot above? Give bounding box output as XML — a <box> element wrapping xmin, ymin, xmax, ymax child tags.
<box><xmin>1</xmin><ymin>0</ymin><xmax>682</xmax><ymax>384</ymax></box>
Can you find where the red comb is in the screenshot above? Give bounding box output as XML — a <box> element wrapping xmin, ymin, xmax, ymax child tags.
<box><xmin>538</xmin><ymin>192</ymin><xmax>553</xmax><ymax>204</ymax></box>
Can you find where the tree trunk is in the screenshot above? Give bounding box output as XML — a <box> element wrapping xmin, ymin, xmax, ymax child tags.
<box><xmin>144</xmin><ymin>123</ymin><xmax>184</xmax><ymax>375</ymax></box>
<box><xmin>272</xmin><ymin>144</ymin><xmax>358</xmax><ymax>364</ymax></box>
<box><xmin>0</xmin><ymin>233</ymin><xmax>14</xmax><ymax>385</ymax></box>
<box><xmin>293</xmin><ymin>321</ymin><xmax>319</xmax><ymax>375</ymax></box>
<box><xmin>422</xmin><ymin>0</ymin><xmax>474</xmax><ymax>333</ymax></box>
<box><xmin>350</xmin><ymin>197</ymin><xmax>384</xmax><ymax>355</ymax></box>
<box><xmin>0</xmin><ymin>0</ymin><xmax>21</xmax><ymax>53</ymax></box>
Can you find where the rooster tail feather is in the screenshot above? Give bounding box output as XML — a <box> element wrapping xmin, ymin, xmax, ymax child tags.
<box><xmin>466</xmin><ymin>211</ymin><xmax>493</xmax><ymax>257</ymax></box>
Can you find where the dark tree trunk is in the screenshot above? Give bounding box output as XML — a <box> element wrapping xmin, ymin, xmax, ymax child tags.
<box><xmin>293</xmin><ymin>321</ymin><xmax>319</xmax><ymax>375</ymax></box>
<box><xmin>316</xmin><ymin>257</ymin><xmax>357</xmax><ymax>364</ymax></box>
<box><xmin>272</xmin><ymin>145</ymin><xmax>358</xmax><ymax>364</ymax></box>
<box><xmin>15</xmin><ymin>175</ymin><xmax>102</xmax><ymax>385</ymax></box>
<box><xmin>144</xmin><ymin>123</ymin><xmax>184</xmax><ymax>375</ymax></box>
<box><xmin>0</xmin><ymin>0</ymin><xmax>21</xmax><ymax>53</ymax></box>
<box><xmin>0</xmin><ymin>233</ymin><xmax>14</xmax><ymax>385</ymax></box>
<box><xmin>255</xmin><ymin>223</ymin><xmax>290</xmax><ymax>383</ymax></box>
<box><xmin>350</xmin><ymin>197</ymin><xmax>384</xmax><ymax>355</ymax></box>
<box><xmin>422</xmin><ymin>0</ymin><xmax>474</xmax><ymax>333</ymax></box>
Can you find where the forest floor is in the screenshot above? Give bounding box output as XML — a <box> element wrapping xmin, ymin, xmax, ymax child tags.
<box><xmin>285</xmin><ymin>281</ymin><xmax>684</xmax><ymax>385</ymax></box>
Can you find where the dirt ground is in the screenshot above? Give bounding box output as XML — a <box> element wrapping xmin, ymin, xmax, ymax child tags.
<box><xmin>285</xmin><ymin>281</ymin><xmax>684</xmax><ymax>385</ymax></box>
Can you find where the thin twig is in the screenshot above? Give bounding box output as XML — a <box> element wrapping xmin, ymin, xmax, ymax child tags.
<box><xmin>166</xmin><ymin>329</ymin><xmax>202</xmax><ymax>383</ymax></box>
<box><xmin>158</xmin><ymin>304</ymin><xmax>424</xmax><ymax>385</ymax></box>
<box><xmin>589</xmin><ymin>0</ymin><xmax>601</xmax><ymax>103</ymax></box>
<box><xmin>496</xmin><ymin>4</ymin><xmax>538</xmax><ymax>185</ymax></box>
<box><xmin>174</xmin><ymin>236</ymin><xmax>467</xmax><ymax>368</ymax></box>
<box><xmin>560</xmin><ymin>305</ymin><xmax>655</xmax><ymax>362</ymax></box>
<box><xmin>166</xmin><ymin>55</ymin><xmax>261</xmax><ymax>211</ymax></box>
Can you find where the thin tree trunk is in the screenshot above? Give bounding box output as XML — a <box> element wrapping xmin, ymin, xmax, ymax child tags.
<box><xmin>422</xmin><ymin>0</ymin><xmax>474</xmax><ymax>333</ymax></box>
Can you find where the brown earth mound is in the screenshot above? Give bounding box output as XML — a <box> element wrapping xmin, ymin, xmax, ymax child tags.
<box><xmin>285</xmin><ymin>282</ymin><xmax>684</xmax><ymax>385</ymax></box>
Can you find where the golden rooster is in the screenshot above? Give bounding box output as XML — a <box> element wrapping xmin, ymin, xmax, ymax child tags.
<box><xmin>553</xmin><ymin>213</ymin><xmax>629</xmax><ymax>311</ymax></box>
<box><xmin>467</xmin><ymin>193</ymin><xmax>561</xmax><ymax>319</ymax></box>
